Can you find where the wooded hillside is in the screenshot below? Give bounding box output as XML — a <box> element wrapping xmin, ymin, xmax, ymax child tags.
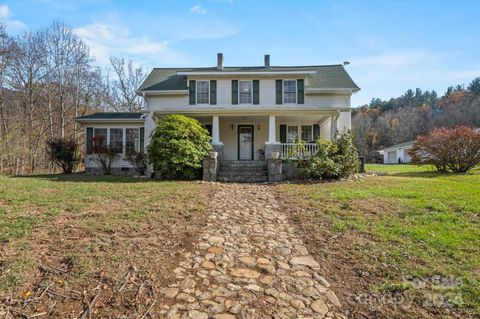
<box><xmin>0</xmin><ymin>21</ymin><xmax>146</xmax><ymax>174</ymax></box>
<box><xmin>353</xmin><ymin>78</ymin><xmax>480</xmax><ymax>156</ymax></box>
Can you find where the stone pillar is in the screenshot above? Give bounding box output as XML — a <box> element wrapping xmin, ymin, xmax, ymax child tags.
<box><xmin>203</xmin><ymin>157</ymin><xmax>218</xmax><ymax>182</ymax></box>
<box><xmin>264</xmin><ymin>143</ymin><xmax>281</xmax><ymax>160</ymax></box>
<box><xmin>267</xmin><ymin>159</ymin><xmax>284</xmax><ymax>182</ymax></box>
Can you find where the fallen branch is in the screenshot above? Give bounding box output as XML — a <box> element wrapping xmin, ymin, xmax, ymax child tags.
<box><xmin>139</xmin><ymin>300</ymin><xmax>156</xmax><ymax>319</ymax></box>
<box><xmin>79</xmin><ymin>293</ymin><xmax>100</xmax><ymax>319</ymax></box>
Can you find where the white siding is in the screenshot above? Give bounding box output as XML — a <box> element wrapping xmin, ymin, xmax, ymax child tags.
<box><xmin>337</xmin><ymin>111</ymin><xmax>351</xmax><ymax>130</ymax></box>
<box><xmin>146</xmin><ymin>76</ymin><xmax>351</xmax><ymax>112</ymax></box>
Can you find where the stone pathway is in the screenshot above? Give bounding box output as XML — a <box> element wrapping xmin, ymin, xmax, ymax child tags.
<box><xmin>159</xmin><ymin>184</ymin><xmax>346</xmax><ymax>319</ymax></box>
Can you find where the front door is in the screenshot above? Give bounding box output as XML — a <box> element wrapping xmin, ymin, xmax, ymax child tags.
<box><xmin>238</xmin><ymin>125</ymin><xmax>254</xmax><ymax>160</ymax></box>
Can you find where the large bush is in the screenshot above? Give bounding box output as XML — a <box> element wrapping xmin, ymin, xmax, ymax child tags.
<box><xmin>409</xmin><ymin>126</ymin><xmax>480</xmax><ymax>173</ymax></box>
<box><xmin>148</xmin><ymin>114</ymin><xmax>211</xmax><ymax>179</ymax></box>
<box><xmin>305</xmin><ymin>130</ymin><xmax>360</xmax><ymax>180</ymax></box>
<box><xmin>47</xmin><ymin>138</ymin><xmax>80</xmax><ymax>173</ymax></box>
<box><xmin>126</xmin><ymin>151</ymin><xmax>148</xmax><ymax>176</ymax></box>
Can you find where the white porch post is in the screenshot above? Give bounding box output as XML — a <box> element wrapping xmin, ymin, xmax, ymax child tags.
<box><xmin>268</xmin><ymin>115</ymin><xmax>277</xmax><ymax>143</ymax></box>
<box><xmin>212</xmin><ymin>115</ymin><xmax>221</xmax><ymax>144</ymax></box>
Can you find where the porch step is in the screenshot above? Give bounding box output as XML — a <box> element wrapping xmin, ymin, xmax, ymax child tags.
<box><xmin>218</xmin><ymin>160</ymin><xmax>268</xmax><ymax>183</ymax></box>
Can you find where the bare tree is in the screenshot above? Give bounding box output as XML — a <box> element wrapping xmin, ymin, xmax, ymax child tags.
<box><xmin>106</xmin><ymin>56</ymin><xmax>146</xmax><ymax>112</ymax></box>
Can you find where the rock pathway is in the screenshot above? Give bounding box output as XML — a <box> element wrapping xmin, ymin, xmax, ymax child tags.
<box><xmin>159</xmin><ymin>184</ymin><xmax>346</xmax><ymax>319</ymax></box>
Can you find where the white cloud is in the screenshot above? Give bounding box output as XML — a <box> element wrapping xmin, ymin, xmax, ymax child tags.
<box><xmin>74</xmin><ymin>22</ymin><xmax>186</xmax><ymax>68</ymax></box>
<box><xmin>0</xmin><ymin>4</ymin><xmax>26</xmax><ymax>32</ymax></box>
<box><xmin>190</xmin><ymin>4</ymin><xmax>207</xmax><ymax>15</ymax></box>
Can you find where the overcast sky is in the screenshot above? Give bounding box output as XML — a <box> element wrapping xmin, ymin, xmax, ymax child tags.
<box><xmin>2</xmin><ymin>0</ymin><xmax>480</xmax><ymax>106</ymax></box>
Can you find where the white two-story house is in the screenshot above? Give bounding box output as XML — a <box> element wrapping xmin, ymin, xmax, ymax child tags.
<box><xmin>76</xmin><ymin>53</ymin><xmax>360</xmax><ymax>177</ymax></box>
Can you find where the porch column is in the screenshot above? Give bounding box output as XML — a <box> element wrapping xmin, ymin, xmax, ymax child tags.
<box><xmin>211</xmin><ymin>115</ymin><xmax>224</xmax><ymax>159</ymax></box>
<box><xmin>268</xmin><ymin>115</ymin><xmax>276</xmax><ymax>143</ymax></box>
<box><xmin>212</xmin><ymin>115</ymin><xmax>221</xmax><ymax>144</ymax></box>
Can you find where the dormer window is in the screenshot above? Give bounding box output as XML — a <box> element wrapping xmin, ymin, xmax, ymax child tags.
<box><xmin>283</xmin><ymin>80</ymin><xmax>297</xmax><ymax>104</ymax></box>
<box><xmin>196</xmin><ymin>80</ymin><xmax>210</xmax><ymax>104</ymax></box>
<box><xmin>239</xmin><ymin>80</ymin><xmax>252</xmax><ymax>104</ymax></box>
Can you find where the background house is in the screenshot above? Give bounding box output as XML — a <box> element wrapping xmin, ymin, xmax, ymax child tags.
<box><xmin>383</xmin><ymin>141</ymin><xmax>414</xmax><ymax>164</ymax></box>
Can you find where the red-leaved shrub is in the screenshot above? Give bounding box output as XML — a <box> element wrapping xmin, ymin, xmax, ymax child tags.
<box><xmin>409</xmin><ymin>126</ymin><xmax>480</xmax><ymax>173</ymax></box>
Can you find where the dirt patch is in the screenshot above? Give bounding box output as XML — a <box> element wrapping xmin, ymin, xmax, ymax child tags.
<box><xmin>0</xmin><ymin>184</ymin><xmax>215</xmax><ymax>318</ymax></box>
<box><xmin>275</xmin><ymin>186</ymin><xmax>469</xmax><ymax>319</ymax></box>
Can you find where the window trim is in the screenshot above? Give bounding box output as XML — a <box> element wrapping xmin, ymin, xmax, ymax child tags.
<box><xmin>125</xmin><ymin>128</ymin><xmax>140</xmax><ymax>154</ymax></box>
<box><xmin>109</xmin><ymin>128</ymin><xmax>124</xmax><ymax>154</ymax></box>
<box><xmin>283</xmin><ymin>79</ymin><xmax>297</xmax><ymax>104</ymax></box>
<box><xmin>285</xmin><ymin>124</ymin><xmax>314</xmax><ymax>143</ymax></box>
<box><xmin>238</xmin><ymin>80</ymin><xmax>253</xmax><ymax>105</ymax></box>
<box><xmin>196</xmin><ymin>80</ymin><xmax>210</xmax><ymax>105</ymax></box>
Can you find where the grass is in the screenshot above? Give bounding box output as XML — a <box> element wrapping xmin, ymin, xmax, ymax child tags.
<box><xmin>276</xmin><ymin>164</ymin><xmax>480</xmax><ymax>318</ymax></box>
<box><xmin>0</xmin><ymin>173</ymin><xmax>212</xmax><ymax>316</ymax></box>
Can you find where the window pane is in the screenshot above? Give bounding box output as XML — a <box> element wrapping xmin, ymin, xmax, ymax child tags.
<box><xmin>126</xmin><ymin>128</ymin><xmax>139</xmax><ymax>154</ymax></box>
<box><xmin>301</xmin><ymin>125</ymin><xmax>313</xmax><ymax>142</ymax></box>
<box><xmin>93</xmin><ymin>128</ymin><xmax>107</xmax><ymax>148</ymax></box>
<box><xmin>239</xmin><ymin>81</ymin><xmax>252</xmax><ymax>104</ymax></box>
<box><xmin>283</xmin><ymin>80</ymin><xmax>297</xmax><ymax>103</ymax></box>
<box><xmin>110</xmin><ymin>128</ymin><xmax>123</xmax><ymax>153</ymax></box>
<box><xmin>287</xmin><ymin>126</ymin><xmax>298</xmax><ymax>143</ymax></box>
<box><xmin>196</xmin><ymin>81</ymin><xmax>209</xmax><ymax>104</ymax></box>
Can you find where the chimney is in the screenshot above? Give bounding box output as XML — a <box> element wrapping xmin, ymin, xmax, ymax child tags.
<box><xmin>217</xmin><ymin>53</ymin><xmax>224</xmax><ymax>70</ymax></box>
<box><xmin>264</xmin><ymin>54</ymin><xmax>270</xmax><ymax>68</ymax></box>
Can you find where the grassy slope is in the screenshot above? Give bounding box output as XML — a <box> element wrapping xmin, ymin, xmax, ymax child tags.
<box><xmin>277</xmin><ymin>164</ymin><xmax>480</xmax><ymax>317</ymax></box>
<box><xmin>0</xmin><ymin>174</ymin><xmax>211</xmax><ymax>316</ymax></box>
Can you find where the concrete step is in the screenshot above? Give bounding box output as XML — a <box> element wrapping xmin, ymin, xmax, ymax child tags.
<box><xmin>218</xmin><ymin>171</ymin><xmax>267</xmax><ymax>177</ymax></box>
<box><xmin>217</xmin><ymin>175</ymin><xmax>268</xmax><ymax>183</ymax></box>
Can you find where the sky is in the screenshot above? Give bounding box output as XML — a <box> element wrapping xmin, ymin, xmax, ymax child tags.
<box><xmin>1</xmin><ymin>0</ymin><xmax>480</xmax><ymax>106</ymax></box>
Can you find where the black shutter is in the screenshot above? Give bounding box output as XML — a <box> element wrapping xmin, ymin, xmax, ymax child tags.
<box><xmin>232</xmin><ymin>80</ymin><xmax>238</xmax><ymax>105</ymax></box>
<box><xmin>86</xmin><ymin>127</ymin><xmax>93</xmax><ymax>154</ymax></box>
<box><xmin>297</xmin><ymin>79</ymin><xmax>304</xmax><ymax>104</ymax></box>
<box><xmin>189</xmin><ymin>80</ymin><xmax>196</xmax><ymax>105</ymax></box>
<box><xmin>253</xmin><ymin>80</ymin><xmax>260</xmax><ymax>105</ymax></box>
<box><xmin>140</xmin><ymin>127</ymin><xmax>145</xmax><ymax>153</ymax></box>
<box><xmin>313</xmin><ymin>124</ymin><xmax>320</xmax><ymax>141</ymax></box>
<box><xmin>276</xmin><ymin>80</ymin><xmax>282</xmax><ymax>104</ymax></box>
<box><xmin>210</xmin><ymin>80</ymin><xmax>217</xmax><ymax>105</ymax></box>
<box><xmin>280</xmin><ymin>124</ymin><xmax>287</xmax><ymax>143</ymax></box>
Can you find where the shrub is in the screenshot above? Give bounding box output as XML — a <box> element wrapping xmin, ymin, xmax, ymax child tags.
<box><xmin>46</xmin><ymin>138</ymin><xmax>80</xmax><ymax>173</ymax></box>
<box><xmin>409</xmin><ymin>126</ymin><xmax>480</xmax><ymax>173</ymax></box>
<box><xmin>305</xmin><ymin>130</ymin><xmax>360</xmax><ymax>180</ymax></box>
<box><xmin>91</xmin><ymin>136</ymin><xmax>120</xmax><ymax>175</ymax></box>
<box><xmin>126</xmin><ymin>151</ymin><xmax>148</xmax><ymax>175</ymax></box>
<box><xmin>148</xmin><ymin>114</ymin><xmax>211</xmax><ymax>179</ymax></box>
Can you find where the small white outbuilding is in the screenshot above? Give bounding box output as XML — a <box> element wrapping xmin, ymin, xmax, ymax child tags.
<box><xmin>383</xmin><ymin>141</ymin><xmax>415</xmax><ymax>164</ymax></box>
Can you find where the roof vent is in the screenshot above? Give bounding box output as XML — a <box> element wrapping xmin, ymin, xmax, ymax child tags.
<box><xmin>217</xmin><ymin>53</ymin><xmax>224</xmax><ymax>70</ymax></box>
<box><xmin>343</xmin><ymin>61</ymin><xmax>350</xmax><ymax>66</ymax></box>
<box><xmin>264</xmin><ymin>54</ymin><xmax>270</xmax><ymax>68</ymax></box>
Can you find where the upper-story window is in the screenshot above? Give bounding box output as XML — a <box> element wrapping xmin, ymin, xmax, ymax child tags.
<box><xmin>239</xmin><ymin>80</ymin><xmax>252</xmax><ymax>104</ymax></box>
<box><xmin>283</xmin><ymin>80</ymin><xmax>297</xmax><ymax>104</ymax></box>
<box><xmin>196</xmin><ymin>80</ymin><xmax>209</xmax><ymax>104</ymax></box>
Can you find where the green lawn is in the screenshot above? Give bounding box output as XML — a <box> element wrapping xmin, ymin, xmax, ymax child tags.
<box><xmin>276</xmin><ymin>164</ymin><xmax>480</xmax><ymax>318</ymax></box>
<box><xmin>0</xmin><ymin>174</ymin><xmax>211</xmax><ymax>317</ymax></box>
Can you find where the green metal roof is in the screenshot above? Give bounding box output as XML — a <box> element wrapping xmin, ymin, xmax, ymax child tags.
<box><xmin>137</xmin><ymin>65</ymin><xmax>360</xmax><ymax>92</ymax></box>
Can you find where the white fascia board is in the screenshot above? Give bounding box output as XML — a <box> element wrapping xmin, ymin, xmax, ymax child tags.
<box><xmin>176</xmin><ymin>71</ymin><xmax>317</xmax><ymax>76</ymax></box>
<box><xmin>305</xmin><ymin>88</ymin><xmax>359</xmax><ymax>94</ymax></box>
<box><xmin>75</xmin><ymin>118</ymin><xmax>145</xmax><ymax>124</ymax></box>
<box><xmin>151</xmin><ymin>108</ymin><xmax>350</xmax><ymax>116</ymax></box>
<box><xmin>138</xmin><ymin>90</ymin><xmax>189</xmax><ymax>95</ymax></box>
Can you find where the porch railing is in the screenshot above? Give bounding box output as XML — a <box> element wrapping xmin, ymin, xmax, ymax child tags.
<box><xmin>280</xmin><ymin>143</ymin><xmax>319</xmax><ymax>159</ymax></box>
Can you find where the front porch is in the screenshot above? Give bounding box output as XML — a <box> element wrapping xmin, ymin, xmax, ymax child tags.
<box><xmin>186</xmin><ymin>112</ymin><xmax>346</xmax><ymax>161</ymax></box>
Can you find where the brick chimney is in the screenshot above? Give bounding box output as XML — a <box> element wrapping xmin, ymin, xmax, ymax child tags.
<box><xmin>217</xmin><ymin>53</ymin><xmax>224</xmax><ymax>70</ymax></box>
<box><xmin>264</xmin><ymin>54</ymin><xmax>270</xmax><ymax>68</ymax></box>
